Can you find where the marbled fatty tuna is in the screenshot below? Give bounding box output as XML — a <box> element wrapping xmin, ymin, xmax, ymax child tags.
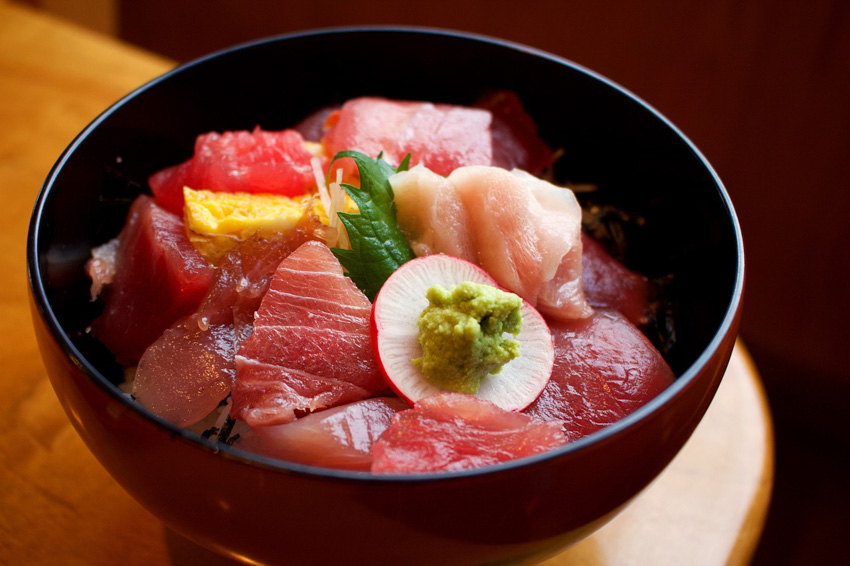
<box><xmin>232</xmin><ymin>241</ymin><xmax>386</xmax><ymax>427</ymax></box>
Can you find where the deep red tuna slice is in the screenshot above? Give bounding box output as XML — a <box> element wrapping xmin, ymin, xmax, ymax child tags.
<box><xmin>523</xmin><ymin>309</ymin><xmax>674</xmax><ymax>441</ymax></box>
<box><xmin>475</xmin><ymin>90</ymin><xmax>553</xmax><ymax>174</ymax></box>
<box><xmin>322</xmin><ymin>97</ymin><xmax>493</xmax><ymax>177</ymax></box>
<box><xmin>580</xmin><ymin>232</ymin><xmax>653</xmax><ymax>326</ymax></box>
<box><xmin>371</xmin><ymin>393</ymin><xmax>567</xmax><ymax>474</ymax></box>
<box><xmin>130</xmin><ymin>234</ymin><xmax>309</xmax><ymax>427</ymax></box>
<box><xmin>91</xmin><ymin>195</ymin><xmax>212</xmax><ymax>364</ymax></box>
<box><xmin>237</xmin><ymin>397</ymin><xmax>408</xmax><ymax>471</ymax></box>
<box><xmin>233</xmin><ymin>241</ymin><xmax>387</xmax><ymax>428</ymax></box>
<box><xmin>149</xmin><ymin>127</ymin><xmax>316</xmax><ymax>215</ymax></box>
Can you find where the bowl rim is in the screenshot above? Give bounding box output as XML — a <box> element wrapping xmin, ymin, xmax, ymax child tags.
<box><xmin>27</xmin><ymin>25</ymin><xmax>745</xmax><ymax>483</ymax></box>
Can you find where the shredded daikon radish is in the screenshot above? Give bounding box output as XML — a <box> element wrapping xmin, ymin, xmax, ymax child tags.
<box><xmin>311</xmin><ymin>157</ymin><xmax>332</xmax><ymax>214</ymax></box>
<box><xmin>311</xmin><ymin>157</ymin><xmax>351</xmax><ymax>249</ymax></box>
<box><xmin>329</xmin><ymin>168</ymin><xmax>350</xmax><ymax>249</ymax></box>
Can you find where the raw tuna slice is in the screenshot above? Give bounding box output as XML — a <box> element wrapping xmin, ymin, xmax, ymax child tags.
<box><xmin>372</xmin><ymin>393</ymin><xmax>566</xmax><ymax>474</ymax></box>
<box><xmin>149</xmin><ymin>127</ymin><xmax>316</xmax><ymax>215</ymax></box>
<box><xmin>132</xmin><ymin>319</ymin><xmax>237</xmax><ymax>427</ymax></box>
<box><xmin>389</xmin><ymin>165</ymin><xmax>475</xmax><ymax>260</ymax></box>
<box><xmin>322</xmin><ymin>97</ymin><xmax>493</xmax><ymax>177</ymax></box>
<box><xmin>195</xmin><ymin>234</ymin><xmax>312</xmax><ymax>337</ymax></box>
<box><xmin>131</xmin><ymin>235</ymin><xmax>307</xmax><ymax>427</ymax></box>
<box><xmin>90</xmin><ymin>195</ymin><xmax>212</xmax><ymax>364</ymax></box>
<box><xmin>238</xmin><ymin>397</ymin><xmax>408</xmax><ymax>471</ymax></box>
<box><xmin>581</xmin><ymin>232</ymin><xmax>653</xmax><ymax>326</ymax></box>
<box><xmin>523</xmin><ymin>309</ymin><xmax>675</xmax><ymax>441</ymax></box>
<box><xmin>233</xmin><ymin>241</ymin><xmax>387</xmax><ymax>427</ymax></box>
<box><xmin>475</xmin><ymin>90</ymin><xmax>553</xmax><ymax>174</ymax></box>
<box><xmin>396</xmin><ymin>165</ymin><xmax>592</xmax><ymax>320</ymax></box>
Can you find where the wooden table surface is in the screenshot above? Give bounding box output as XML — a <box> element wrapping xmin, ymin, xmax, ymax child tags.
<box><xmin>0</xmin><ymin>2</ymin><xmax>773</xmax><ymax>564</ymax></box>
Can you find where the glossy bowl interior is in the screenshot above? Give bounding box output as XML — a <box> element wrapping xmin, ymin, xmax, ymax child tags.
<box><xmin>28</xmin><ymin>27</ymin><xmax>744</xmax><ymax>566</ymax></box>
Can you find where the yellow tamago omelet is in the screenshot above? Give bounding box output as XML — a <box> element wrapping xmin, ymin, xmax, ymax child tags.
<box><xmin>183</xmin><ymin>187</ymin><xmax>309</xmax><ymax>262</ymax></box>
<box><xmin>183</xmin><ymin>186</ymin><xmax>360</xmax><ymax>262</ymax></box>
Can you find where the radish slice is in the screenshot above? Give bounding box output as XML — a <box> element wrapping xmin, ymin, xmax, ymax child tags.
<box><xmin>371</xmin><ymin>254</ymin><xmax>555</xmax><ymax>412</ymax></box>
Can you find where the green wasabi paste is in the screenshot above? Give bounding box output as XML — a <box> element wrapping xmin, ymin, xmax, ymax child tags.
<box><xmin>413</xmin><ymin>281</ymin><xmax>523</xmax><ymax>394</ymax></box>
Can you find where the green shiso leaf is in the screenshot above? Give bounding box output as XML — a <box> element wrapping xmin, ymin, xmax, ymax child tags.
<box><xmin>329</xmin><ymin>150</ymin><xmax>416</xmax><ymax>301</ymax></box>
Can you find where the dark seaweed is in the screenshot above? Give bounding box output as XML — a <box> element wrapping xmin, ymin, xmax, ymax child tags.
<box><xmin>579</xmin><ymin>198</ymin><xmax>679</xmax><ymax>358</ymax></box>
<box><xmin>200</xmin><ymin>396</ymin><xmax>239</xmax><ymax>444</ymax></box>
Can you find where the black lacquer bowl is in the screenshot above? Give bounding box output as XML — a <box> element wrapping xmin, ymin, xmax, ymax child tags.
<box><xmin>28</xmin><ymin>28</ymin><xmax>744</xmax><ymax>565</ymax></box>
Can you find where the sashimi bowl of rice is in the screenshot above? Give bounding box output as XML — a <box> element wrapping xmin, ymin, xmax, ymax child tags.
<box><xmin>27</xmin><ymin>27</ymin><xmax>744</xmax><ymax>566</ymax></box>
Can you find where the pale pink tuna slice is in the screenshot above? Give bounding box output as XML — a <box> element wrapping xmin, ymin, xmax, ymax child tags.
<box><xmin>449</xmin><ymin>166</ymin><xmax>592</xmax><ymax>320</ymax></box>
<box><xmin>132</xmin><ymin>319</ymin><xmax>236</xmax><ymax>427</ymax></box>
<box><xmin>237</xmin><ymin>397</ymin><xmax>408</xmax><ymax>471</ymax></box>
<box><xmin>372</xmin><ymin>393</ymin><xmax>567</xmax><ymax>474</ymax></box>
<box><xmin>233</xmin><ymin>240</ymin><xmax>387</xmax><ymax>428</ymax></box>
<box><xmin>389</xmin><ymin>165</ymin><xmax>476</xmax><ymax>260</ymax></box>
<box><xmin>390</xmin><ymin>165</ymin><xmax>591</xmax><ymax>320</ymax></box>
<box><xmin>322</xmin><ymin>97</ymin><xmax>493</xmax><ymax>176</ymax></box>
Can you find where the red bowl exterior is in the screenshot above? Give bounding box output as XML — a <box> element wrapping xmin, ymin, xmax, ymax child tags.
<box><xmin>29</xmin><ymin>287</ymin><xmax>740</xmax><ymax>565</ymax></box>
<box><xmin>28</xmin><ymin>28</ymin><xmax>745</xmax><ymax>566</ymax></box>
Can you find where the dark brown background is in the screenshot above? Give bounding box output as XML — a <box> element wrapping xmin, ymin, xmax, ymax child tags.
<box><xmin>21</xmin><ymin>0</ymin><xmax>850</xmax><ymax>563</ymax></box>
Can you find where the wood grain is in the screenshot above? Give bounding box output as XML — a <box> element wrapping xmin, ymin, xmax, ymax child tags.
<box><xmin>0</xmin><ymin>2</ymin><xmax>772</xmax><ymax>563</ymax></box>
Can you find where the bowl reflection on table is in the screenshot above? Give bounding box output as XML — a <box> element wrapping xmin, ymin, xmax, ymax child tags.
<box><xmin>27</xmin><ymin>27</ymin><xmax>744</xmax><ymax>566</ymax></box>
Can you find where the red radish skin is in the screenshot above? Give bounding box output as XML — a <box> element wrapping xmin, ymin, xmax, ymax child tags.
<box><xmin>371</xmin><ymin>254</ymin><xmax>554</xmax><ymax>412</ymax></box>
